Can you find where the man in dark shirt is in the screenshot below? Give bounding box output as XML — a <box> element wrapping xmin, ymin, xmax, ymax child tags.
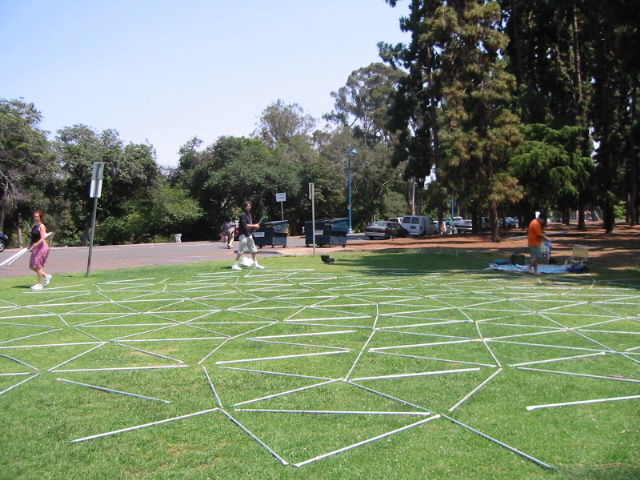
<box><xmin>231</xmin><ymin>201</ymin><xmax>265</xmax><ymax>270</ymax></box>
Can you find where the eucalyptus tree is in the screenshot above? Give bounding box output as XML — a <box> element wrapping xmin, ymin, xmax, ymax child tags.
<box><xmin>0</xmin><ymin>98</ymin><xmax>56</xmax><ymax>235</ymax></box>
<box><xmin>325</xmin><ymin>62</ymin><xmax>406</xmax><ymax>147</ymax></box>
<box><xmin>252</xmin><ymin>99</ymin><xmax>316</xmax><ymax>150</ymax></box>
<box><xmin>324</xmin><ymin>64</ymin><xmax>408</xmax><ymax>226</ymax></box>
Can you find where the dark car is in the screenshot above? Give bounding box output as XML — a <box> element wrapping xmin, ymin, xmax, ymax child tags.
<box><xmin>364</xmin><ymin>221</ymin><xmax>407</xmax><ymax>240</ymax></box>
<box><xmin>0</xmin><ymin>233</ymin><xmax>9</xmax><ymax>253</ymax></box>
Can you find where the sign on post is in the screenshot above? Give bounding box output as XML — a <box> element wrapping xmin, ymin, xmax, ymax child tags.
<box><xmin>90</xmin><ymin>162</ymin><xmax>104</xmax><ymax>198</ymax></box>
<box><xmin>309</xmin><ymin>183</ymin><xmax>315</xmax><ymax>256</ymax></box>
<box><xmin>87</xmin><ymin>162</ymin><xmax>104</xmax><ymax>275</ymax></box>
<box><xmin>276</xmin><ymin>192</ymin><xmax>286</xmax><ymax>220</ymax></box>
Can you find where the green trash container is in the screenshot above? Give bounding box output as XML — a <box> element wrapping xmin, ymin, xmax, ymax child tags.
<box><xmin>305</xmin><ymin>218</ymin><xmax>348</xmax><ymax>247</ymax></box>
<box><xmin>254</xmin><ymin>220</ymin><xmax>289</xmax><ymax>248</ymax></box>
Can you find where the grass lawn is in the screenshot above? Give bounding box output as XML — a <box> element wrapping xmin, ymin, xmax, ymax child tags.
<box><xmin>1</xmin><ymin>250</ymin><xmax>638</xmax><ymax>479</ymax></box>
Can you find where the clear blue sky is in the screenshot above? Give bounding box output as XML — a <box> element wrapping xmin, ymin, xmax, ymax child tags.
<box><xmin>1</xmin><ymin>0</ymin><xmax>410</xmax><ymax>167</ymax></box>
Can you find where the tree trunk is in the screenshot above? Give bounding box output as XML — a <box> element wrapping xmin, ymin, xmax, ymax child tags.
<box><xmin>602</xmin><ymin>202</ymin><xmax>615</xmax><ymax>234</ymax></box>
<box><xmin>628</xmin><ymin>80</ymin><xmax>638</xmax><ymax>226</ymax></box>
<box><xmin>577</xmin><ymin>207</ymin><xmax>586</xmax><ymax>231</ymax></box>
<box><xmin>490</xmin><ymin>201</ymin><xmax>500</xmax><ymax>242</ymax></box>
<box><xmin>408</xmin><ymin>178</ymin><xmax>416</xmax><ymax>215</ymax></box>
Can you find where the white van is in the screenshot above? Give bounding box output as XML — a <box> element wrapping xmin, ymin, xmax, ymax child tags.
<box><xmin>401</xmin><ymin>215</ymin><xmax>438</xmax><ymax>237</ymax></box>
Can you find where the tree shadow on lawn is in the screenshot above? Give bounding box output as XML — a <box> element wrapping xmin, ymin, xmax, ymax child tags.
<box><xmin>329</xmin><ymin>248</ymin><xmax>640</xmax><ymax>290</ymax></box>
<box><xmin>563</xmin><ymin>464</ymin><xmax>640</xmax><ymax>480</ymax></box>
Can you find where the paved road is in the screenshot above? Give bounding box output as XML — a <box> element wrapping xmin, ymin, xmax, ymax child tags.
<box><xmin>0</xmin><ymin>235</ymin><xmax>362</xmax><ymax>278</ymax></box>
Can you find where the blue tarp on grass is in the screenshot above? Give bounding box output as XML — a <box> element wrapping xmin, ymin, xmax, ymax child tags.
<box><xmin>487</xmin><ymin>263</ymin><xmax>570</xmax><ymax>274</ymax></box>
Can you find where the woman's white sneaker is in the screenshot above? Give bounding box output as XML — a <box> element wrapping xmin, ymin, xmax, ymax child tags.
<box><xmin>30</xmin><ymin>284</ymin><xmax>43</xmax><ymax>291</ymax></box>
<box><xmin>44</xmin><ymin>275</ymin><xmax>52</xmax><ymax>286</ymax></box>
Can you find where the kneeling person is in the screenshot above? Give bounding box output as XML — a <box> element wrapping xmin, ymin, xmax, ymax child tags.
<box><xmin>231</xmin><ymin>201</ymin><xmax>264</xmax><ymax>270</ymax></box>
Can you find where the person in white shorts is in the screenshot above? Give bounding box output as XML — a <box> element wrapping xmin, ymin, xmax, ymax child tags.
<box><xmin>231</xmin><ymin>201</ymin><xmax>264</xmax><ymax>270</ymax></box>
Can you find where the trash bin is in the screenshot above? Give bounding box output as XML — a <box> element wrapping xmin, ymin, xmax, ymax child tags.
<box><xmin>173</xmin><ymin>233</ymin><xmax>182</xmax><ymax>243</ymax></box>
<box><xmin>305</xmin><ymin>218</ymin><xmax>348</xmax><ymax>247</ymax></box>
<box><xmin>254</xmin><ymin>220</ymin><xmax>289</xmax><ymax>248</ymax></box>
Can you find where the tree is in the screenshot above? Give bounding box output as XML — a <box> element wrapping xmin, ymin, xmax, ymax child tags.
<box><xmin>54</xmin><ymin>125</ymin><xmax>162</xmax><ymax>245</ymax></box>
<box><xmin>504</xmin><ymin>0</ymin><xmax>640</xmax><ymax>231</ymax></box>
<box><xmin>325</xmin><ymin>63</ymin><xmax>405</xmax><ymax>146</ymax></box>
<box><xmin>383</xmin><ymin>1</ymin><xmax>523</xmax><ymax>240</ymax></box>
<box><xmin>352</xmin><ymin>143</ymin><xmax>404</xmax><ymax>225</ymax></box>
<box><xmin>0</xmin><ymin>98</ymin><xmax>56</xmax><ymax>234</ymax></box>
<box><xmin>173</xmin><ymin>136</ymin><xmax>303</xmax><ymax>238</ymax></box>
<box><xmin>504</xmin><ymin>0</ymin><xmax>590</xmax><ymax>127</ymax></box>
<box><xmin>380</xmin><ymin>1</ymin><xmax>444</xmax><ymax>217</ymax></box>
<box><xmin>510</xmin><ymin>124</ymin><xmax>594</xmax><ymax>225</ymax></box>
<box><xmin>96</xmin><ymin>184</ymin><xmax>202</xmax><ymax>244</ymax></box>
<box><xmin>585</xmin><ymin>0</ymin><xmax>640</xmax><ymax>232</ymax></box>
<box><xmin>252</xmin><ymin>100</ymin><xmax>316</xmax><ymax>149</ymax></box>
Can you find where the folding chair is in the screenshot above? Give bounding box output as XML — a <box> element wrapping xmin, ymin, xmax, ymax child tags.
<box><xmin>564</xmin><ymin>245</ymin><xmax>589</xmax><ymax>268</ymax></box>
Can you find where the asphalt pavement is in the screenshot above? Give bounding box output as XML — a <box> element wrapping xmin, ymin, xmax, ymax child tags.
<box><xmin>0</xmin><ymin>235</ymin><xmax>363</xmax><ymax>278</ymax></box>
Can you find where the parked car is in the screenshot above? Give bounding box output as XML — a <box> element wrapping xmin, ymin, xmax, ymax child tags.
<box><xmin>480</xmin><ymin>217</ymin><xmax>490</xmax><ymax>231</ymax></box>
<box><xmin>364</xmin><ymin>221</ymin><xmax>407</xmax><ymax>240</ymax></box>
<box><xmin>0</xmin><ymin>233</ymin><xmax>9</xmax><ymax>253</ymax></box>
<box><xmin>505</xmin><ymin>217</ymin><xmax>517</xmax><ymax>228</ymax></box>
<box><xmin>401</xmin><ymin>215</ymin><xmax>438</xmax><ymax>237</ymax></box>
<box><xmin>387</xmin><ymin>217</ymin><xmax>409</xmax><ymax>235</ymax></box>
<box><xmin>453</xmin><ymin>219</ymin><xmax>472</xmax><ymax>233</ymax></box>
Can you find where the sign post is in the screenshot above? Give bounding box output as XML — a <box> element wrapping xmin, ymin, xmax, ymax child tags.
<box><xmin>309</xmin><ymin>183</ymin><xmax>315</xmax><ymax>257</ymax></box>
<box><xmin>86</xmin><ymin>162</ymin><xmax>104</xmax><ymax>276</ymax></box>
<box><xmin>275</xmin><ymin>192</ymin><xmax>286</xmax><ymax>220</ymax></box>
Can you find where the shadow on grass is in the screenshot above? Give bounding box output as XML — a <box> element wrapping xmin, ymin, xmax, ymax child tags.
<box><xmin>564</xmin><ymin>464</ymin><xmax>640</xmax><ymax>480</ymax></box>
<box><xmin>324</xmin><ymin>248</ymin><xmax>640</xmax><ymax>289</ymax></box>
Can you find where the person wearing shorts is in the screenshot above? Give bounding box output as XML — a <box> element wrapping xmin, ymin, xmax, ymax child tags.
<box><xmin>527</xmin><ymin>213</ymin><xmax>548</xmax><ymax>275</ymax></box>
<box><xmin>231</xmin><ymin>201</ymin><xmax>264</xmax><ymax>270</ymax></box>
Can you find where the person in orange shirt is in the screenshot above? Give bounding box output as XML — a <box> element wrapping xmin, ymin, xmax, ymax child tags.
<box><xmin>527</xmin><ymin>213</ymin><xmax>549</xmax><ymax>275</ymax></box>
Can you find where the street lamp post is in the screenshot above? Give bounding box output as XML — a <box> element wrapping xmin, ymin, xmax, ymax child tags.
<box><xmin>347</xmin><ymin>148</ymin><xmax>357</xmax><ymax>234</ymax></box>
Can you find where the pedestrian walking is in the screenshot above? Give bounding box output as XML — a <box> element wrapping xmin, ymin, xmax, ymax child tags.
<box><xmin>28</xmin><ymin>210</ymin><xmax>51</xmax><ymax>290</ymax></box>
<box><xmin>222</xmin><ymin>218</ymin><xmax>236</xmax><ymax>249</ymax></box>
<box><xmin>231</xmin><ymin>201</ymin><xmax>264</xmax><ymax>270</ymax></box>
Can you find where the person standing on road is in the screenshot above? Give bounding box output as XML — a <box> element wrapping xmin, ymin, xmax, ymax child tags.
<box><xmin>527</xmin><ymin>213</ymin><xmax>549</xmax><ymax>275</ymax></box>
<box><xmin>222</xmin><ymin>218</ymin><xmax>236</xmax><ymax>249</ymax></box>
<box><xmin>28</xmin><ymin>210</ymin><xmax>52</xmax><ymax>290</ymax></box>
<box><xmin>231</xmin><ymin>201</ymin><xmax>264</xmax><ymax>270</ymax></box>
